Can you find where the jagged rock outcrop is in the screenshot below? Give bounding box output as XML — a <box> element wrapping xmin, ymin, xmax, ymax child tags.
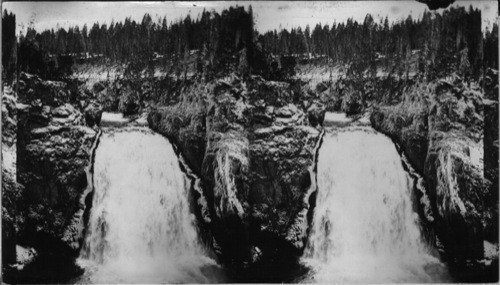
<box><xmin>14</xmin><ymin>73</ymin><xmax>101</xmax><ymax>255</ymax></box>
<box><xmin>149</xmin><ymin>75</ymin><xmax>324</xmax><ymax>268</ymax></box>
<box><xmin>84</xmin><ymin>101</ymin><xmax>103</xmax><ymax>127</ymax></box>
<box><xmin>306</xmin><ymin>101</ymin><xmax>326</xmax><ymax>127</ymax></box>
<box><xmin>2</xmin><ymin>88</ymin><xmax>18</xmax><ymax>146</ymax></box>
<box><xmin>92</xmin><ymin>76</ymin><xmax>189</xmax><ymax>118</ymax></box>
<box><xmin>370</xmin><ymin>76</ymin><xmax>497</xmax><ymax>267</ymax></box>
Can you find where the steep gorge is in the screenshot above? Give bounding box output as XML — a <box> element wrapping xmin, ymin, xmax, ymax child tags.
<box><xmin>148</xmin><ymin>75</ymin><xmax>326</xmax><ymax>278</ymax></box>
<box><xmin>4</xmin><ymin>67</ymin><xmax>497</xmax><ymax>283</ymax></box>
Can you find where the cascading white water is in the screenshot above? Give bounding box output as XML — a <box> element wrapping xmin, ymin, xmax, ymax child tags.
<box><xmin>301</xmin><ymin>126</ymin><xmax>450</xmax><ymax>283</ymax></box>
<box><xmin>76</xmin><ymin>129</ymin><xmax>223</xmax><ymax>284</ymax></box>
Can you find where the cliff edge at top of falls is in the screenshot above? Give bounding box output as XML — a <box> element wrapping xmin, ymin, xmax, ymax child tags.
<box><xmin>6</xmin><ymin>72</ymin><xmax>103</xmax><ymax>261</ymax></box>
<box><xmin>148</xmin><ymin>74</ymin><xmax>325</xmax><ymax>268</ymax></box>
<box><xmin>370</xmin><ymin>71</ymin><xmax>499</xmax><ymax>271</ymax></box>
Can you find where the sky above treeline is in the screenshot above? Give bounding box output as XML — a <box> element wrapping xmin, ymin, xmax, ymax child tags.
<box><xmin>3</xmin><ymin>1</ymin><xmax>498</xmax><ymax>36</ymax></box>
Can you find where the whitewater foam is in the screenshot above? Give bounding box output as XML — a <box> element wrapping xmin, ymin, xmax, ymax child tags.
<box><xmin>301</xmin><ymin>127</ymin><xmax>450</xmax><ymax>283</ymax></box>
<box><xmin>77</xmin><ymin>129</ymin><xmax>223</xmax><ymax>283</ymax></box>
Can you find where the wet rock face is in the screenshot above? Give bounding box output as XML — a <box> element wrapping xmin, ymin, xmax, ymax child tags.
<box><xmin>149</xmin><ymin>75</ymin><xmax>324</xmax><ymax>265</ymax></box>
<box><xmin>2</xmin><ymin>87</ymin><xmax>24</xmax><ymax>266</ymax></box>
<box><xmin>2</xmin><ymin>88</ymin><xmax>18</xmax><ymax>147</ymax></box>
<box><xmin>371</xmin><ymin>77</ymin><xmax>496</xmax><ymax>264</ymax></box>
<box><xmin>483</xmin><ymin>69</ymin><xmax>499</xmax><ymax>243</ymax></box>
<box><xmin>15</xmin><ymin>73</ymin><xmax>100</xmax><ymax>254</ymax></box>
<box><xmin>2</xmin><ymin>166</ymin><xmax>23</xmax><ymax>265</ymax></box>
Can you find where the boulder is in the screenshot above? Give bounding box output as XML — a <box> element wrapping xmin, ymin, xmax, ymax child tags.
<box><xmin>92</xmin><ymin>82</ymin><xmax>106</xmax><ymax>94</ymax></box>
<box><xmin>84</xmin><ymin>101</ymin><xmax>103</xmax><ymax>127</ymax></box>
<box><xmin>341</xmin><ymin>92</ymin><xmax>363</xmax><ymax>116</ymax></box>
<box><xmin>50</xmin><ymin>104</ymin><xmax>85</xmax><ymax>126</ymax></box>
<box><xmin>315</xmin><ymin>81</ymin><xmax>329</xmax><ymax>94</ymax></box>
<box><xmin>307</xmin><ymin>101</ymin><xmax>326</xmax><ymax>127</ymax></box>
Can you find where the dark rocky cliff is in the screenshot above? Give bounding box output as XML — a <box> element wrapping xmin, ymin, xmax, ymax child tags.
<box><xmin>483</xmin><ymin>69</ymin><xmax>499</xmax><ymax>243</ymax></box>
<box><xmin>14</xmin><ymin>73</ymin><xmax>102</xmax><ymax>256</ymax></box>
<box><xmin>148</xmin><ymin>75</ymin><xmax>325</xmax><ymax>275</ymax></box>
<box><xmin>2</xmin><ymin>86</ymin><xmax>24</xmax><ymax>267</ymax></box>
<box><xmin>370</xmin><ymin>74</ymin><xmax>498</xmax><ymax>278</ymax></box>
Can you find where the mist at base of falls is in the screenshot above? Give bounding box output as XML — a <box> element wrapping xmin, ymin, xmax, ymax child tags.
<box><xmin>300</xmin><ymin>126</ymin><xmax>451</xmax><ymax>283</ymax></box>
<box><xmin>76</xmin><ymin>129</ymin><xmax>224</xmax><ymax>284</ymax></box>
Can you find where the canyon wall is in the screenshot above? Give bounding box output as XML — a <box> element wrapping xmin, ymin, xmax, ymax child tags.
<box><xmin>13</xmin><ymin>73</ymin><xmax>102</xmax><ymax>256</ymax></box>
<box><xmin>370</xmin><ymin>74</ymin><xmax>498</xmax><ymax>272</ymax></box>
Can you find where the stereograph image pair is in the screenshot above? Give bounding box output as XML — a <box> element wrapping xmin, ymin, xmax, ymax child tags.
<box><xmin>1</xmin><ymin>0</ymin><xmax>499</xmax><ymax>283</ymax></box>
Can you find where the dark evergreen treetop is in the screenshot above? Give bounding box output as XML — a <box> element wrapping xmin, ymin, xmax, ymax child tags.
<box><xmin>2</xmin><ymin>5</ymin><xmax>498</xmax><ymax>81</ymax></box>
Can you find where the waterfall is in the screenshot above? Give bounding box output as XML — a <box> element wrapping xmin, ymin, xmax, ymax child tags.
<box><xmin>76</xmin><ymin>129</ymin><xmax>223</xmax><ymax>283</ymax></box>
<box><xmin>301</xmin><ymin>126</ymin><xmax>450</xmax><ymax>283</ymax></box>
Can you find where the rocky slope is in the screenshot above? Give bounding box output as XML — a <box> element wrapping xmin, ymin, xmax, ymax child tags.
<box><xmin>370</xmin><ymin>73</ymin><xmax>498</xmax><ymax>274</ymax></box>
<box><xmin>148</xmin><ymin>75</ymin><xmax>325</xmax><ymax>273</ymax></box>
